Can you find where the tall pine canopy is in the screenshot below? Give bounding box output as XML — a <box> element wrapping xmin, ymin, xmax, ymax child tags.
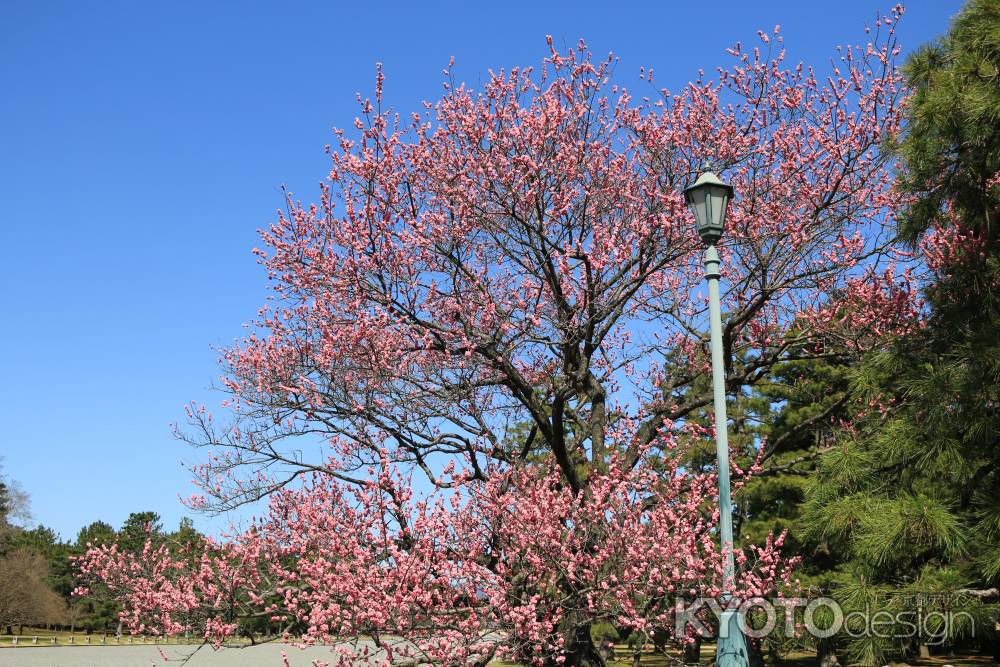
<box><xmin>801</xmin><ymin>1</ymin><xmax>1000</xmax><ymax>664</ymax></box>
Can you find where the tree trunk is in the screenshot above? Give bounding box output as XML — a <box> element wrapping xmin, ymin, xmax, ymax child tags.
<box><xmin>918</xmin><ymin>643</ymin><xmax>930</xmax><ymax>659</ymax></box>
<box><xmin>560</xmin><ymin>611</ymin><xmax>605</xmax><ymax>667</ymax></box>
<box><xmin>816</xmin><ymin>637</ymin><xmax>839</xmax><ymax>667</ymax></box>
<box><xmin>747</xmin><ymin>639</ymin><xmax>765</xmax><ymax>667</ymax></box>
<box><xmin>683</xmin><ymin>635</ymin><xmax>702</xmax><ymax>664</ymax></box>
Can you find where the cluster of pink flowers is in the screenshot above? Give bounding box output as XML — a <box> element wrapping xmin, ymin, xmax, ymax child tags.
<box><xmin>920</xmin><ymin>221</ymin><xmax>989</xmax><ymax>274</ymax></box>
<box><xmin>77</xmin><ymin>441</ymin><xmax>793</xmax><ymax>665</ymax></box>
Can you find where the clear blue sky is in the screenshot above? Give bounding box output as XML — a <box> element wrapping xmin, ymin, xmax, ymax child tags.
<box><xmin>0</xmin><ymin>1</ymin><xmax>963</xmax><ymax>542</ymax></box>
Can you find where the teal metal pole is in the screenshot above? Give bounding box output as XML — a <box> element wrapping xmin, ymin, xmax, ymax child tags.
<box><xmin>704</xmin><ymin>244</ymin><xmax>749</xmax><ymax>667</ymax></box>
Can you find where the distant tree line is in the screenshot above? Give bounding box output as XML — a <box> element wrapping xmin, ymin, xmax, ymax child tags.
<box><xmin>0</xmin><ymin>465</ymin><xmax>201</xmax><ymax>636</ymax></box>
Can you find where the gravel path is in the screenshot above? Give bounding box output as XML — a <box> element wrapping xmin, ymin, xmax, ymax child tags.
<box><xmin>0</xmin><ymin>640</ymin><xmax>390</xmax><ymax>666</ymax></box>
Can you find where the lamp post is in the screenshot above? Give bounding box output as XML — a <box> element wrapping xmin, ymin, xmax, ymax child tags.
<box><xmin>684</xmin><ymin>167</ymin><xmax>749</xmax><ymax>667</ymax></box>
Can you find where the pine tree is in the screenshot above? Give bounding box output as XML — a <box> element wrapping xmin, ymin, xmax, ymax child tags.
<box><xmin>800</xmin><ymin>1</ymin><xmax>1000</xmax><ymax>663</ymax></box>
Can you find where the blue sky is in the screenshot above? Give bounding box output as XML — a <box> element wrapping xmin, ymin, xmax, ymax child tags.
<box><xmin>0</xmin><ymin>1</ymin><xmax>963</xmax><ymax>541</ymax></box>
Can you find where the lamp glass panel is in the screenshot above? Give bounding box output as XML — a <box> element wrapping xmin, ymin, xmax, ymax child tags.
<box><xmin>707</xmin><ymin>185</ymin><xmax>730</xmax><ymax>228</ymax></box>
<box><xmin>689</xmin><ymin>187</ymin><xmax>709</xmax><ymax>232</ymax></box>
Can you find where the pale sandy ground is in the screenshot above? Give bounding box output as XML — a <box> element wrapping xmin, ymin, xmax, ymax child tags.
<box><xmin>0</xmin><ymin>640</ymin><xmax>388</xmax><ymax>666</ymax></box>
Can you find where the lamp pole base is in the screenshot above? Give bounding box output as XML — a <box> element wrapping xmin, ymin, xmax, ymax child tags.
<box><xmin>715</xmin><ymin>610</ymin><xmax>750</xmax><ymax>667</ymax></box>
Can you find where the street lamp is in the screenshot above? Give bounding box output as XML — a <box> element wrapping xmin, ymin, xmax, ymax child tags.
<box><xmin>684</xmin><ymin>166</ymin><xmax>749</xmax><ymax>667</ymax></box>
